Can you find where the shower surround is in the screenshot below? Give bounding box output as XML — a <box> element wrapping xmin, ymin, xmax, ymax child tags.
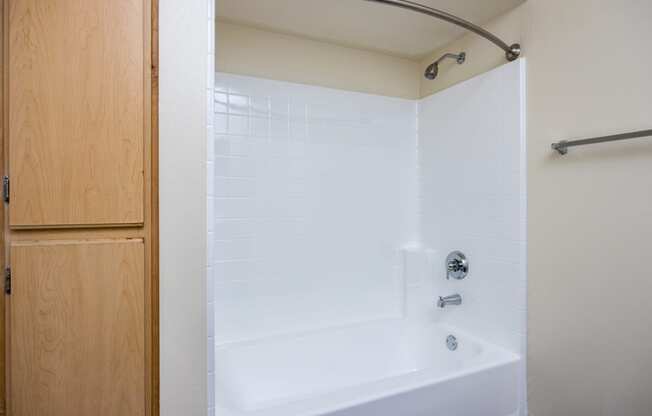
<box><xmin>209</xmin><ymin>61</ymin><xmax>526</xmax><ymax>416</ymax></box>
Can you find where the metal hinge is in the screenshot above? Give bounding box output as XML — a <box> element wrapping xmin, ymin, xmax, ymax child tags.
<box><xmin>4</xmin><ymin>267</ymin><xmax>10</xmax><ymax>295</ymax></box>
<box><xmin>2</xmin><ymin>175</ymin><xmax>9</xmax><ymax>203</ymax></box>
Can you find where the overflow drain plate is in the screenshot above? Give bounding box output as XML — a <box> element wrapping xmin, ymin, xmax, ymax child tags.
<box><xmin>446</xmin><ymin>335</ymin><xmax>458</xmax><ymax>351</ymax></box>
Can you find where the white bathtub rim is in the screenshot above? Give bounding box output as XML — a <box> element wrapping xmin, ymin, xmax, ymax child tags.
<box><xmin>215</xmin><ymin>320</ymin><xmax>521</xmax><ymax>416</ymax></box>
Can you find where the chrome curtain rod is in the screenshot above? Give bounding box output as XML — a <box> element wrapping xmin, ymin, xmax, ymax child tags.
<box><xmin>363</xmin><ymin>0</ymin><xmax>521</xmax><ymax>61</ymax></box>
<box><xmin>551</xmin><ymin>129</ymin><xmax>652</xmax><ymax>155</ymax></box>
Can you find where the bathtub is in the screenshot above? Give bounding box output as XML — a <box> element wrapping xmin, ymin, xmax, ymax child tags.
<box><xmin>215</xmin><ymin>319</ymin><xmax>521</xmax><ymax>416</ymax></box>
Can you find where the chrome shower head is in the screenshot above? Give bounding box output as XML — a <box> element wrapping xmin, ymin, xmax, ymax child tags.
<box><xmin>424</xmin><ymin>52</ymin><xmax>466</xmax><ymax>80</ymax></box>
<box><xmin>424</xmin><ymin>62</ymin><xmax>439</xmax><ymax>80</ymax></box>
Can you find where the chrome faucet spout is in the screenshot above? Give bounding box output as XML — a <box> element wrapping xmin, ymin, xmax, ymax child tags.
<box><xmin>437</xmin><ymin>294</ymin><xmax>462</xmax><ymax>308</ymax></box>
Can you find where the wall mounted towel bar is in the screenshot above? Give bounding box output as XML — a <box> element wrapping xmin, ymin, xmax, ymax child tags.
<box><xmin>551</xmin><ymin>129</ymin><xmax>652</xmax><ymax>155</ymax></box>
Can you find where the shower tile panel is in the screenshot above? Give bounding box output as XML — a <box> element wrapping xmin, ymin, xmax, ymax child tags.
<box><xmin>211</xmin><ymin>73</ymin><xmax>418</xmax><ymax>344</ymax></box>
<box><xmin>419</xmin><ymin>61</ymin><xmax>526</xmax><ymax>353</ymax></box>
<box><xmin>418</xmin><ymin>60</ymin><xmax>527</xmax><ymax>415</ymax></box>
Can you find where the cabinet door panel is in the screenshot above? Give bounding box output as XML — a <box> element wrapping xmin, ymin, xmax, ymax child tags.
<box><xmin>10</xmin><ymin>240</ymin><xmax>145</xmax><ymax>416</ymax></box>
<box><xmin>8</xmin><ymin>0</ymin><xmax>145</xmax><ymax>227</ymax></box>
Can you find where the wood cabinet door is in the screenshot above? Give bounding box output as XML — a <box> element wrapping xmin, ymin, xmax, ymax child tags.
<box><xmin>8</xmin><ymin>0</ymin><xmax>145</xmax><ymax>228</ymax></box>
<box><xmin>9</xmin><ymin>240</ymin><xmax>145</xmax><ymax>416</ymax></box>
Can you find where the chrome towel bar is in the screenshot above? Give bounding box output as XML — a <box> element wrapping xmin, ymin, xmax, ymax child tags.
<box><xmin>551</xmin><ymin>129</ymin><xmax>652</xmax><ymax>155</ymax></box>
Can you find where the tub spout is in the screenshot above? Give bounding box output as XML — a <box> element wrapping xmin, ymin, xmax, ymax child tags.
<box><xmin>437</xmin><ymin>294</ymin><xmax>462</xmax><ymax>308</ymax></box>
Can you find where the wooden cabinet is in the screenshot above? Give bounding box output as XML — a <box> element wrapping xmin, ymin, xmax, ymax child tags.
<box><xmin>8</xmin><ymin>0</ymin><xmax>146</xmax><ymax>228</ymax></box>
<box><xmin>1</xmin><ymin>0</ymin><xmax>158</xmax><ymax>415</ymax></box>
<box><xmin>10</xmin><ymin>240</ymin><xmax>145</xmax><ymax>416</ymax></box>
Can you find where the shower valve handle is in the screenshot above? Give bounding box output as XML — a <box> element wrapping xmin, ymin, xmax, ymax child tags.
<box><xmin>445</xmin><ymin>251</ymin><xmax>468</xmax><ymax>280</ymax></box>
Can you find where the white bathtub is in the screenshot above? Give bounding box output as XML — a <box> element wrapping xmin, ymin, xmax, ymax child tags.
<box><xmin>215</xmin><ymin>320</ymin><xmax>521</xmax><ymax>416</ymax></box>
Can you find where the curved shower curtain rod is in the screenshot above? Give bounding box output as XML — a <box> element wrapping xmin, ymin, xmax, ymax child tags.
<box><xmin>364</xmin><ymin>0</ymin><xmax>521</xmax><ymax>61</ymax></box>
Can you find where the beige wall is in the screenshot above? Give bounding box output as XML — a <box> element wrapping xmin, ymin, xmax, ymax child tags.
<box><xmin>422</xmin><ymin>2</ymin><xmax>652</xmax><ymax>415</ymax></box>
<box><xmin>216</xmin><ymin>20</ymin><xmax>421</xmax><ymax>99</ymax></box>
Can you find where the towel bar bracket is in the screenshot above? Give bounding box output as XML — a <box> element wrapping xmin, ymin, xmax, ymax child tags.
<box><xmin>551</xmin><ymin>140</ymin><xmax>569</xmax><ymax>155</ymax></box>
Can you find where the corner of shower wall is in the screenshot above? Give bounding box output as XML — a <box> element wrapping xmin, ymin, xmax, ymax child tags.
<box><xmin>207</xmin><ymin>1</ymin><xmax>216</xmax><ymax>415</ymax></box>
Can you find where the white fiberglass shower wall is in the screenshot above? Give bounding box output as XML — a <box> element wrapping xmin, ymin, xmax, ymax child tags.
<box><xmin>209</xmin><ymin>61</ymin><xmax>526</xmax><ymax>416</ymax></box>
<box><xmin>210</xmin><ymin>74</ymin><xmax>418</xmax><ymax>343</ymax></box>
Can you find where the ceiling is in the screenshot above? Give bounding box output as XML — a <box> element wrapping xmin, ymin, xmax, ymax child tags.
<box><xmin>217</xmin><ymin>0</ymin><xmax>525</xmax><ymax>60</ymax></box>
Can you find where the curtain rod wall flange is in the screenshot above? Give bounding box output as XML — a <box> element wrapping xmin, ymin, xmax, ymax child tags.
<box><xmin>364</xmin><ymin>0</ymin><xmax>521</xmax><ymax>62</ymax></box>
